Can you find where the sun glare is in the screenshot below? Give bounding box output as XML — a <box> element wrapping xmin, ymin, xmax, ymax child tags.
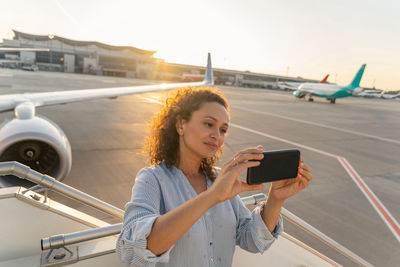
<box><xmin>1</xmin><ymin>0</ymin><xmax>399</xmax><ymax>90</ymax></box>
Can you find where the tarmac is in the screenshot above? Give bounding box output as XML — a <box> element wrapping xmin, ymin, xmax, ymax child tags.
<box><xmin>1</xmin><ymin>68</ymin><xmax>399</xmax><ymax>266</ymax></box>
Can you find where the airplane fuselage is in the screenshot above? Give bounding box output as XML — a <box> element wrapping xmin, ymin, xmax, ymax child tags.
<box><xmin>293</xmin><ymin>64</ymin><xmax>366</xmax><ymax>103</ymax></box>
<box><xmin>294</xmin><ymin>83</ymin><xmax>354</xmax><ymax>99</ymax></box>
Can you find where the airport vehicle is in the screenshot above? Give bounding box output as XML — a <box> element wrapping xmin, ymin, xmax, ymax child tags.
<box><xmin>276</xmin><ymin>74</ymin><xmax>329</xmax><ymax>91</ymax></box>
<box><xmin>293</xmin><ymin>64</ymin><xmax>366</xmax><ymax>103</ymax></box>
<box><xmin>0</xmin><ymin>47</ymin><xmax>50</xmax><ymax>71</ymax></box>
<box><xmin>21</xmin><ymin>64</ymin><xmax>39</xmax><ymax>71</ymax></box>
<box><xmin>0</xmin><ymin>54</ymin><xmax>214</xmax><ymax>186</ymax></box>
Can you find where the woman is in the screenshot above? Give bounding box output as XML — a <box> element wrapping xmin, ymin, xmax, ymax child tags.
<box><xmin>117</xmin><ymin>87</ymin><xmax>312</xmax><ymax>266</ymax></box>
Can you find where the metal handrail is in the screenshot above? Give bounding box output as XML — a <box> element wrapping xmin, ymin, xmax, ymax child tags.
<box><xmin>41</xmin><ymin>194</ymin><xmax>268</xmax><ymax>250</ymax></box>
<box><xmin>281</xmin><ymin>207</ymin><xmax>373</xmax><ymax>267</ymax></box>
<box><xmin>239</xmin><ymin>193</ymin><xmax>267</xmax><ymax>205</ymax></box>
<box><xmin>0</xmin><ymin>161</ymin><xmax>124</xmax><ymax>220</ymax></box>
<box><xmin>41</xmin><ymin>223</ymin><xmax>123</xmax><ymax>250</ymax></box>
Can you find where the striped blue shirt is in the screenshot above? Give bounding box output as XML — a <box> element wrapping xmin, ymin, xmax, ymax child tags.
<box><xmin>117</xmin><ymin>163</ymin><xmax>283</xmax><ymax>267</ymax></box>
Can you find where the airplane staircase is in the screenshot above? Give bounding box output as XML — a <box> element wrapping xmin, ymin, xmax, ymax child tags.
<box><xmin>0</xmin><ymin>162</ymin><xmax>373</xmax><ymax>267</ymax></box>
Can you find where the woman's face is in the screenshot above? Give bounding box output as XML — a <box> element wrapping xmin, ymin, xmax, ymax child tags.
<box><xmin>178</xmin><ymin>102</ymin><xmax>229</xmax><ymax>160</ymax></box>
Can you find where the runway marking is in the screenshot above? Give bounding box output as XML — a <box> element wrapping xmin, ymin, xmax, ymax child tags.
<box><xmin>233</xmin><ymin>106</ymin><xmax>400</xmax><ymax>145</ymax></box>
<box><xmin>266</xmin><ymin>92</ymin><xmax>293</xmax><ymax>98</ymax></box>
<box><xmin>231</xmin><ymin>123</ymin><xmax>338</xmax><ymax>158</ymax></box>
<box><xmin>222</xmin><ymin>87</ymin><xmax>293</xmax><ymax>98</ymax></box>
<box><xmin>101</xmin><ymin>80</ymin><xmax>117</xmax><ymax>83</ymax></box>
<box><xmin>338</xmin><ymin>157</ymin><xmax>400</xmax><ymax>243</ymax></box>
<box><xmin>139</xmin><ymin>96</ymin><xmax>165</xmax><ymax>105</ymax></box>
<box><xmin>0</xmin><ymin>74</ymin><xmax>13</xmax><ymax>77</ymax></box>
<box><xmin>141</xmin><ymin>96</ymin><xmax>400</xmax><ymax>243</ymax></box>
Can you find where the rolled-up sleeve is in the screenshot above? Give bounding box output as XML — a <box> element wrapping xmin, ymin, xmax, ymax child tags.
<box><xmin>116</xmin><ymin>168</ymin><xmax>174</xmax><ymax>266</ymax></box>
<box><xmin>234</xmin><ymin>197</ymin><xmax>283</xmax><ymax>254</ymax></box>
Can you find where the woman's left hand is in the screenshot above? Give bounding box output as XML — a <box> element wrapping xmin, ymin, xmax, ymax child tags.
<box><xmin>269</xmin><ymin>158</ymin><xmax>312</xmax><ymax>201</ymax></box>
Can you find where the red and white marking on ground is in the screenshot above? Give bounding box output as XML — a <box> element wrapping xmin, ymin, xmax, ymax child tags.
<box><xmin>338</xmin><ymin>157</ymin><xmax>400</xmax><ymax>243</ymax></box>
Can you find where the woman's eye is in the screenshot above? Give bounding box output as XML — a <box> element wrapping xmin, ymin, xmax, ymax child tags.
<box><xmin>204</xmin><ymin>122</ymin><xmax>213</xmax><ymax>127</ymax></box>
<box><xmin>220</xmin><ymin>128</ymin><xmax>227</xmax><ymax>134</ymax></box>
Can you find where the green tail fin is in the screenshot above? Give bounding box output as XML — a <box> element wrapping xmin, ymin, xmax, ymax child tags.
<box><xmin>349</xmin><ymin>64</ymin><xmax>366</xmax><ymax>89</ymax></box>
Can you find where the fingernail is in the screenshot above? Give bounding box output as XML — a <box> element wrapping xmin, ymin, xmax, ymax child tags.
<box><xmin>257</xmin><ymin>145</ymin><xmax>263</xmax><ymax>150</ymax></box>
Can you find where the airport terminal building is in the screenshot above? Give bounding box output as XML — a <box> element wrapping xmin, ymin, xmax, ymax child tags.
<box><xmin>1</xmin><ymin>30</ymin><xmax>159</xmax><ymax>79</ymax></box>
<box><xmin>0</xmin><ymin>30</ymin><xmax>318</xmax><ymax>87</ymax></box>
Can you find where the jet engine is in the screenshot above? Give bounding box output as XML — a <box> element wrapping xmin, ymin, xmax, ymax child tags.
<box><xmin>0</xmin><ymin>115</ymin><xmax>72</xmax><ymax>187</ymax></box>
<box><xmin>293</xmin><ymin>90</ymin><xmax>305</xmax><ymax>98</ymax></box>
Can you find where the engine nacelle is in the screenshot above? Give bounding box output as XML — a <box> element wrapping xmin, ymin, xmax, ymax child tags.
<box><xmin>0</xmin><ymin>115</ymin><xmax>72</xmax><ymax>185</ymax></box>
<box><xmin>293</xmin><ymin>90</ymin><xmax>304</xmax><ymax>98</ymax></box>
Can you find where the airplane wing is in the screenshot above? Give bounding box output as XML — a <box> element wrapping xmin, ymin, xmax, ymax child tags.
<box><xmin>0</xmin><ymin>53</ymin><xmax>214</xmax><ymax>113</ymax></box>
<box><xmin>0</xmin><ymin>81</ymin><xmax>208</xmax><ymax>113</ymax></box>
<box><xmin>280</xmin><ymin>82</ymin><xmax>299</xmax><ymax>90</ymax></box>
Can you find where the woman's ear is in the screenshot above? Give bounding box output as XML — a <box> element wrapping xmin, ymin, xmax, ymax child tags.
<box><xmin>176</xmin><ymin>117</ymin><xmax>185</xmax><ymax>136</ymax></box>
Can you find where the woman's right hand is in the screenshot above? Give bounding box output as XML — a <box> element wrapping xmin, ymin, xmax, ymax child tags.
<box><xmin>209</xmin><ymin>146</ymin><xmax>265</xmax><ymax>203</ymax></box>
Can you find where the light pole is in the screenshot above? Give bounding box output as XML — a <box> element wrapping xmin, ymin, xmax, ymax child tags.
<box><xmin>48</xmin><ymin>34</ymin><xmax>54</xmax><ymax>71</ymax></box>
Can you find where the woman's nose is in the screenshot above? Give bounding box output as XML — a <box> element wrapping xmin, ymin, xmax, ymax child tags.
<box><xmin>210</xmin><ymin>129</ymin><xmax>220</xmax><ymax>139</ymax></box>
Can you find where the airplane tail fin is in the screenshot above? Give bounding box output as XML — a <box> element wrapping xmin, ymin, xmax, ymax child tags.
<box><xmin>204</xmin><ymin>53</ymin><xmax>214</xmax><ymax>85</ymax></box>
<box><xmin>349</xmin><ymin>64</ymin><xmax>366</xmax><ymax>89</ymax></box>
<box><xmin>320</xmin><ymin>74</ymin><xmax>329</xmax><ymax>83</ymax></box>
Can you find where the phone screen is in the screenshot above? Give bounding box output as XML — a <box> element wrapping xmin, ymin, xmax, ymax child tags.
<box><xmin>246</xmin><ymin>149</ymin><xmax>300</xmax><ymax>185</ymax></box>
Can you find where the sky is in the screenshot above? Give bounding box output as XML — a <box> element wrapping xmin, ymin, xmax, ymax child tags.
<box><xmin>1</xmin><ymin>0</ymin><xmax>399</xmax><ymax>91</ymax></box>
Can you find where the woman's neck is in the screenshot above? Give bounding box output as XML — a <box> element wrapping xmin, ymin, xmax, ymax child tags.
<box><xmin>177</xmin><ymin>141</ymin><xmax>203</xmax><ymax>175</ymax></box>
<box><xmin>177</xmin><ymin>157</ymin><xmax>202</xmax><ymax>175</ymax></box>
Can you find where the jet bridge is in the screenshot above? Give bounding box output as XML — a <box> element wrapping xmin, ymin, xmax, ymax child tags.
<box><xmin>0</xmin><ymin>162</ymin><xmax>373</xmax><ymax>267</ymax></box>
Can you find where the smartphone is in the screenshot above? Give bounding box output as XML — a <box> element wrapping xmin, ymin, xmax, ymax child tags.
<box><xmin>246</xmin><ymin>149</ymin><xmax>300</xmax><ymax>185</ymax></box>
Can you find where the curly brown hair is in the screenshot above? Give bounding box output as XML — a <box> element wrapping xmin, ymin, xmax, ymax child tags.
<box><xmin>144</xmin><ymin>87</ymin><xmax>229</xmax><ymax>180</ymax></box>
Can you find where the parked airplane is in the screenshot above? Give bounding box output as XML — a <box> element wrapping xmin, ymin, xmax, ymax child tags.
<box><xmin>293</xmin><ymin>64</ymin><xmax>366</xmax><ymax>103</ymax></box>
<box><xmin>357</xmin><ymin>90</ymin><xmax>383</xmax><ymax>98</ymax></box>
<box><xmin>276</xmin><ymin>74</ymin><xmax>329</xmax><ymax>91</ymax></box>
<box><xmin>0</xmin><ymin>54</ymin><xmax>214</xmax><ymax>186</ymax></box>
<box><xmin>381</xmin><ymin>92</ymin><xmax>400</xmax><ymax>99</ymax></box>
